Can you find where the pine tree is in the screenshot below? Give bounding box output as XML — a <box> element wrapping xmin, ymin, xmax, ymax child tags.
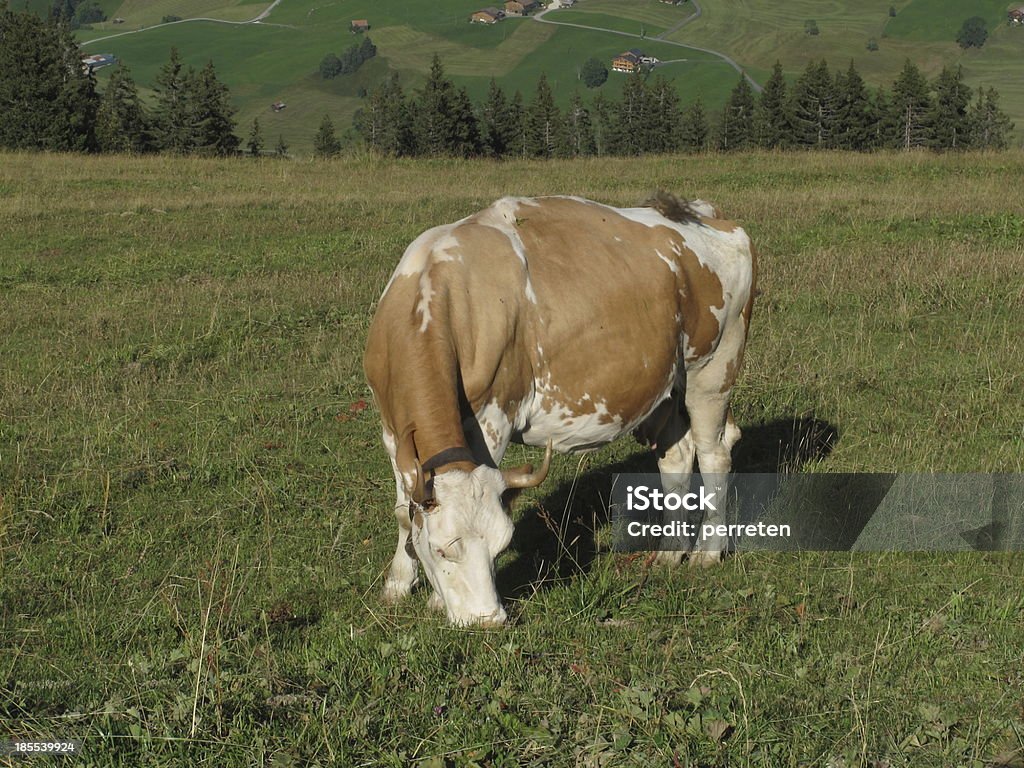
<box><xmin>0</xmin><ymin>8</ymin><xmax>98</xmax><ymax>151</ymax></box>
<box><xmin>679</xmin><ymin>97</ymin><xmax>709</xmax><ymax>153</ymax></box>
<box><xmin>930</xmin><ymin>66</ymin><xmax>972</xmax><ymax>150</ymax></box>
<box><xmin>754</xmin><ymin>61</ymin><xmax>789</xmax><ymax>149</ymax></box>
<box><xmin>356</xmin><ymin>72</ymin><xmax>407</xmax><ymax>155</ymax></box>
<box><xmin>647</xmin><ymin>76</ymin><xmax>681</xmax><ymax>154</ymax></box>
<box><xmin>833</xmin><ymin>61</ymin><xmax>874</xmax><ymax>151</ymax></box>
<box><xmin>275</xmin><ymin>134</ymin><xmax>288</xmax><ymax>157</ymax></box>
<box><xmin>891</xmin><ymin>59</ymin><xmax>933</xmax><ymax>150</ymax></box>
<box><xmin>969</xmin><ymin>87</ymin><xmax>1014</xmax><ymax>149</ymax></box>
<box><xmin>95</xmin><ymin>62</ymin><xmax>149</xmax><ymax>153</ymax></box>
<box><xmin>479</xmin><ymin>78</ymin><xmax>513</xmax><ymax>158</ymax></box>
<box><xmin>314</xmin><ymin>114</ymin><xmax>341</xmax><ymax>157</ymax></box>
<box><xmin>558</xmin><ymin>92</ymin><xmax>596</xmax><ymax>157</ymax></box>
<box><xmin>416</xmin><ymin>55</ymin><xmax>458</xmax><ymax>156</ymax></box>
<box><xmin>450</xmin><ymin>86</ymin><xmax>481</xmax><ymax>157</ymax></box>
<box><xmin>615</xmin><ymin>73</ymin><xmax>651</xmax><ymax>155</ymax></box>
<box><xmin>527</xmin><ymin>73</ymin><xmax>560</xmax><ymax>158</ymax></box>
<box><xmin>191</xmin><ymin>60</ymin><xmax>238</xmax><ymax>156</ymax></box>
<box><xmin>789</xmin><ymin>60</ymin><xmax>837</xmax><ymax>148</ymax></box>
<box><xmin>870</xmin><ymin>86</ymin><xmax>897</xmax><ymax>149</ymax></box>
<box><xmin>507</xmin><ymin>90</ymin><xmax>529</xmax><ymax>159</ymax></box>
<box><xmin>246</xmin><ymin>117</ymin><xmax>263</xmax><ymax>156</ymax></box>
<box><xmin>718</xmin><ymin>74</ymin><xmax>755</xmax><ymax>151</ymax></box>
<box><xmin>591</xmin><ymin>93</ymin><xmax>617</xmax><ymax>156</ymax></box>
<box><xmin>152</xmin><ymin>47</ymin><xmax>195</xmax><ymax>153</ymax></box>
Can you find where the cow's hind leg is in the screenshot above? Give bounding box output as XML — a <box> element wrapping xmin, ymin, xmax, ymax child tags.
<box><xmin>381</xmin><ymin>449</ymin><xmax>419</xmax><ymax>603</ymax></box>
<box><xmin>685</xmin><ymin>373</ymin><xmax>740</xmax><ymax>567</ymax></box>
<box><xmin>653</xmin><ymin>395</ymin><xmax>696</xmax><ymax>566</ymax></box>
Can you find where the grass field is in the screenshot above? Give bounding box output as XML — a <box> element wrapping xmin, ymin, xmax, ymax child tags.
<box><xmin>2</xmin><ymin>150</ymin><xmax>1023</xmax><ymax>765</ymax></box>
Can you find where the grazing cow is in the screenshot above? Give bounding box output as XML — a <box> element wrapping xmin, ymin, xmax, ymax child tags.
<box><xmin>363</xmin><ymin>192</ymin><xmax>757</xmax><ymax>626</ymax></box>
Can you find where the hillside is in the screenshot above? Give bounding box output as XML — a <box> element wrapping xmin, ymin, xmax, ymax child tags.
<box><xmin>67</xmin><ymin>0</ymin><xmax>1024</xmax><ymax>153</ymax></box>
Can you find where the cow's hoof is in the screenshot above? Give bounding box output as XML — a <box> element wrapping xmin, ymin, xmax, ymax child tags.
<box><xmin>653</xmin><ymin>550</ymin><xmax>685</xmax><ymax>566</ymax></box>
<box><xmin>427</xmin><ymin>591</ymin><xmax>445</xmax><ymax>612</ymax></box>
<box><xmin>382</xmin><ymin>577</ymin><xmax>416</xmax><ymax>604</ymax></box>
<box><xmin>688</xmin><ymin>550</ymin><xmax>724</xmax><ymax>568</ymax></box>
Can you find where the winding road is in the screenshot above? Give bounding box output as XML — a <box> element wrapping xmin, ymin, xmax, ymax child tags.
<box><xmin>533</xmin><ymin>1</ymin><xmax>761</xmax><ymax>93</ymax></box>
<box><xmin>81</xmin><ymin>0</ymin><xmax>290</xmax><ymax>47</ymax></box>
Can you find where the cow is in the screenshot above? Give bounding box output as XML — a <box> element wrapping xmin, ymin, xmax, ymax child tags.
<box><xmin>363</xmin><ymin>192</ymin><xmax>757</xmax><ymax>626</ymax></box>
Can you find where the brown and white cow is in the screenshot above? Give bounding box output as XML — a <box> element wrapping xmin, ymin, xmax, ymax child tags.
<box><xmin>363</xmin><ymin>192</ymin><xmax>756</xmax><ymax>626</ymax></box>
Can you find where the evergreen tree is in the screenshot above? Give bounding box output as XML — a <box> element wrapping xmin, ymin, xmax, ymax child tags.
<box><xmin>558</xmin><ymin>91</ymin><xmax>596</xmax><ymax>157</ymax></box>
<box><xmin>95</xmin><ymin>62</ymin><xmax>149</xmax><ymax>153</ymax></box>
<box><xmin>890</xmin><ymin>59</ymin><xmax>933</xmax><ymax>150</ymax></box>
<box><xmin>0</xmin><ymin>8</ymin><xmax>98</xmax><ymax>151</ymax></box>
<box><xmin>754</xmin><ymin>61</ymin><xmax>789</xmax><ymax>149</ymax></box>
<box><xmin>527</xmin><ymin>73</ymin><xmax>560</xmax><ymax>158</ymax></box>
<box><xmin>450</xmin><ymin>86</ymin><xmax>481</xmax><ymax>157</ymax></box>
<box><xmin>789</xmin><ymin>60</ymin><xmax>837</xmax><ymax>148</ymax></box>
<box><xmin>191</xmin><ymin>60</ymin><xmax>238</xmax><ymax>156</ymax></box>
<box><xmin>833</xmin><ymin>61</ymin><xmax>874</xmax><ymax>151</ymax></box>
<box><xmin>152</xmin><ymin>47</ymin><xmax>195</xmax><ymax>153</ymax></box>
<box><xmin>956</xmin><ymin>16</ymin><xmax>987</xmax><ymax>49</ymax></box>
<box><xmin>275</xmin><ymin>134</ymin><xmax>288</xmax><ymax>157</ymax></box>
<box><xmin>615</xmin><ymin>73</ymin><xmax>652</xmax><ymax>155</ymax></box>
<box><xmin>930</xmin><ymin>66</ymin><xmax>972</xmax><ymax>150</ymax></box>
<box><xmin>415</xmin><ymin>55</ymin><xmax>459</xmax><ymax>156</ymax></box>
<box><xmin>969</xmin><ymin>87</ymin><xmax>1014</xmax><ymax>149</ymax></box>
<box><xmin>320</xmin><ymin>53</ymin><xmax>342</xmax><ymax>79</ymax></box>
<box><xmin>507</xmin><ymin>90</ymin><xmax>529</xmax><ymax>159</ymax></box>
<box><xmin>356</xmin><ymin>72</ymin><xmax>408</xmax><ymax>155</ymax></box>
<box><xmin>591</xmin><ymin>93</ymin><xmax>617</xmax><ymax>156</ymax></box>
<box><xmin>718</xmin><ymin>74</ymin><xmax>755</xmax><ymax>151</ymax></box>
<box><xmin>314</xmin><ymin>114</ymin><xmax>341</xmax><ymax>157</ymax></box>
<box><xmin>679</xmin><ymin>96</ymin><xmax>709</xmax><ymax>152</ymax></box>
<box><xmin>647</xmin><ymin>76</ymin><xmax>681</xmax><ymax>153</ymax></box>
<box><xmin>246</xmin><ymin>117</ymin><xmax>263</xmax><ymax>156</ymax></box>
<box><xmin>479</xmin><ymin>78</ymin><xmax>514</xmax><ymax>158</ymax></box>
<box><xmin>870</xmin><ymin>86</ymin><xmax>897</xmax><ymax>149</ymax></box>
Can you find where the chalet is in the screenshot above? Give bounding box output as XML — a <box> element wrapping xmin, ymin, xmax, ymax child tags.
<box><xmin>556</xmin><ymin>0</ymin><xmax>576</xmax><ymax>6</ymax></box>
<box><xmin>81</xmin><ymin>53</ymin><xmax>116</xmax><ymax>73</ymax></box>
<box><xmin>611</xmin><ymin>49</ymin><xmax>646</xmax><ymax>73</ymax></box>
<box><xmin>1009</xmin><ymin>7</ymin><xmax>1024</xmax><ymax>23</ymax></box>
<box><xmin>504</xmin><ymin>0</ymin><xmax>537</xmax><ymax>16</ymax></box>
<box><xmin>350</xmin><ymin>19</ymin><xmax>369</xmax><ymax>32</ymax></box>
<box><xmin>471</xmin><ymin>7</ymin><xmax>504</xmax><ymax>23</ymax></box>
<box><xmin>272</xmin><ymin>101</ymin><xmax>287</xmax><ymax>112</ymax></box>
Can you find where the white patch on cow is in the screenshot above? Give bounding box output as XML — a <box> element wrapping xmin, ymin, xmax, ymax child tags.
<box><xmin>475</xmin><ymin>400</ymin><xmax>513</xmax><ymax>462</ymax></box>
<box><xmin>614</xmin><ymin>235</ymin><xmax>623</xmax><ymax>242</ymax></box>
<box><xmin>689</xmin><ymin>199</ymin><xmax>720</xmax><ymax>218</ymax></box>
<box><xmin>521</xmin><ymin>379</ymin><xmax>625</xmax><ymax>452</ymax></box>
<box><xmin>524</xmin><ymin>276</ymin><xmax>538</xmax><ymax>304</ymax></box>
<box><xmin>416</xmin><ymin>272</ymin><xmax>434</xmax><ymax>332</ymax></box>
<box><xmin>655</xmin><ymin>249</ymin><xmax>679</xmax><ymax>275</ymax></box>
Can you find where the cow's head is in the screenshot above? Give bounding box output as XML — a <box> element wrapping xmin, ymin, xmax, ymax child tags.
<box><xmin>407</xmin><ymin>443</ymin><xmax>552</xmax><ymax>626</ymax></box>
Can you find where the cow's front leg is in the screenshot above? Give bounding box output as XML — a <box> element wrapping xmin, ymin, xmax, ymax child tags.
<box><xmin>382</xmin><ymin>497</ymin><xmax>419</xmax><ymax>603</ymax></box>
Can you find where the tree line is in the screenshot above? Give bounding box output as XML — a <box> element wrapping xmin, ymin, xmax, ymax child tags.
<box><xmin>0</xmin><ymin>5</ymin><xmax>1015</xmax><ymax>158</ymax></box>
<box><xmin>0</xmin><ymin>8</ymin><xmax>240</xmax><ymax>155</ymax></box>
<box><xmin>352</xmin><ymin>56</ymin><xmax>1015</xmax><ymax>158</ymax></box>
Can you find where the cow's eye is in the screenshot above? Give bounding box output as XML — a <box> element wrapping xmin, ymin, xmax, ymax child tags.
<box><xmin>437</xmin><ymin>537</ymin><xmax>464</xmax><ymax>562</ymax></box>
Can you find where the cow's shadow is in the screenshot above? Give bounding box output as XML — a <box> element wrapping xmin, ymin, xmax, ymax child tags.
<box><xmin>495</xmin><ymin>415</ymin><xmax>839</xmax><ymax>601</ymax></box>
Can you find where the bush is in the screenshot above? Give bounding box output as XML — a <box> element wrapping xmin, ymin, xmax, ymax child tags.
<box><xmin>867</xmin><ymin>38</ymin><xmax>879</xmax><ymax>51</ymax></box>
<box><xmin>804</xmin><ymin>19</ymin><xmax>819</xmax><ymax>35</ymax></box>
<box><xmin>162</xmin><ymin>14</ymin><xmax>182</xmax><ymax>22</ymax></box>
<box><xmin>580</xmin><ymin>57</ymin><xmax>608</xmax><ymax>88</ymax></box>
<box><xmin>956</xmin><ymin>16</ymin><xmax>987</xmax><ymax>49</ymax></box>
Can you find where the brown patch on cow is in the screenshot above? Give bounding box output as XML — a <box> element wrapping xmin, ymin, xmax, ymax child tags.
<box><xmin>673</xmin><ymin>239</ymin><xmax>725</xmax><ymax>361</ymax></box>
<box><xmin>719</xmin><ymin>354</ymin><xmax>742</xmax><ymax>394</ymax></box>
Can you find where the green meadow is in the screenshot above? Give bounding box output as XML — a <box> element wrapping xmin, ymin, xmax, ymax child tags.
<box><xmin>2</xmin><ymin>149</ymin><xmax>1023</xmax><ymax>766</ymax></box>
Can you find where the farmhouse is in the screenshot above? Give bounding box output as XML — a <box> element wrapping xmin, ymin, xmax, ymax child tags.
<box><xmin>81</xmin><ymin>53</ymin><xmax>116</xmax><ymax>73</ymax></box>
<box><xmin>1009</xmin><ymin>7</ymin><xmax>1024</xmax><ymax>24</ymax></box>
<box><xmin>504</xmin><ymin>0</ymin><xmax>539</xmax><ymax>16</ymax></box>
<box><xmin>556</xmin><ymin>0</ymin><xmax>576</xmax><ymax>6</ymax></box>
<box><xmin>471</xmin><ymin>7</ymin><xmax>505</xmax><ymax>23</ymax></box>
<box><xmin>350</xmin><ymin>19</ymin><xmax>369</xmax><ymax>32</ymax></box>
<box><xmin>612</xmin><ymin>49</ymin><xmax>643</xmax><ymax>73</ymax></box>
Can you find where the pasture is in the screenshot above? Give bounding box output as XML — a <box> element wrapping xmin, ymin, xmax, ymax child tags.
<box><xmin>2</xmin><ymin>150</ymin><xmax>1024</xmax><ymax>766</ymax></box>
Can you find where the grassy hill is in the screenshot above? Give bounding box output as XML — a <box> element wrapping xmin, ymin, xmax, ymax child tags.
<box><xmin>2</xmin><ymin>149</ymin><xmax>1024</xmax><ymax>765</ymax></box>
<box><xmin>70</xmin><ymin>0</ymin><xmax>1024</xmax><ymax>153</ymax></box>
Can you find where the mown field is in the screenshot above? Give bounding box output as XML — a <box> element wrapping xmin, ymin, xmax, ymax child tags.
<box><xmin>2</xmin><ymin>150</ymin><xmax>1024</xmax><ymax>766</ymax></box>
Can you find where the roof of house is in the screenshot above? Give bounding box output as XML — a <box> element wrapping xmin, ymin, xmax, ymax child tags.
<box><xmin>351</xmin><ymin>19</ymin><xmax>368</xmax><ymax>25</ymax></box>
